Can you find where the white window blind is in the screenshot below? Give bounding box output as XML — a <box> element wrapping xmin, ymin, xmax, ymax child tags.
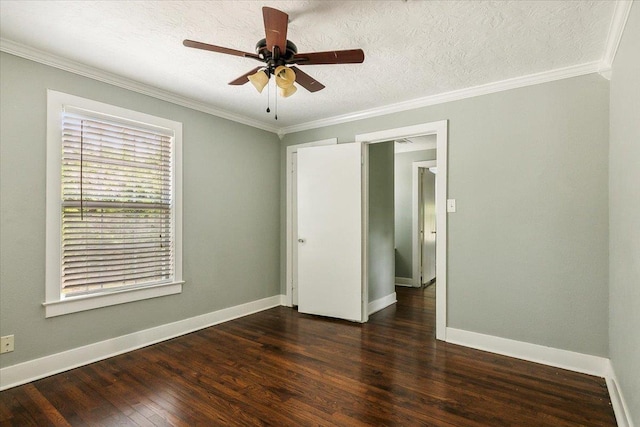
<box><xmin>60</xmin><ymin>109</ymin><xmax>174</xmax><ymax>296</ymax></box>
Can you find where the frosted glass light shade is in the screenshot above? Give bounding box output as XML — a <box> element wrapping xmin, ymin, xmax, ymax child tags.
<box><xmin>275</xmin><ymin>66</ymin><xmax>296</xmax><ymax>89</ymax></box>
<box><xmin>279</xmin><ymin>85</ymin><xmax>297</xmax><ymax>98</ymax></box>
<box><xmin>248</xmin><ymin>70</ymin><xmax>269</xmax><ymax>93</ymax></box>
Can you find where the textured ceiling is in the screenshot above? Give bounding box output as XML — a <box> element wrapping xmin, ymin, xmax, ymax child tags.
<box><xmin>0</xmin><ymin>1</ymin><xmax>616</xmax><ymax>130</ymax></box>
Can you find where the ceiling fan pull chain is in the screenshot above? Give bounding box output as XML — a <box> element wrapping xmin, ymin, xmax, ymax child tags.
<box><xmin>275</xmin><ymin>80</ymin><xmax>278</xmax><ymax>120</ymax></box>
<box><xmin>266</xmin><ymin>79</ymin><xmax>271</xmax><ymax>113</ymax></box>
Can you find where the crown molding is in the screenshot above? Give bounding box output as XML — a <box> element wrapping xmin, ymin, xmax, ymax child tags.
<box><xmin>279</xmin><ymin>61</ymin><xmax>601</xmax><ymax>135</ymax></box>
<box><xmin>600</xmin><ymin>0</ymin><xmax>634</xmax><ymax>73</ymax></box>
<box><xmin>2</xmin><ymin>30</ymin><xmax>617</xmax><ymax>138</ymax></box>
<box><xmin>0</xmin><ymin>38</ymin><xmax>279</xmax><ymax>134</ymax></box>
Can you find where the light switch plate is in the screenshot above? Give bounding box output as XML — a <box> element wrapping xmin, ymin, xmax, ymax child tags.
<box><xmin>447</xmin><ymin>199</ymin><xmax>456</xmax><ymax>213</ymax></box>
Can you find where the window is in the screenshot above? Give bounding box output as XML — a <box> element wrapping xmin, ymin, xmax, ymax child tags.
<box><xmin>45</xmin><ymin>91</ymin><xmax>183</xmax><ymax>317</ymax></box>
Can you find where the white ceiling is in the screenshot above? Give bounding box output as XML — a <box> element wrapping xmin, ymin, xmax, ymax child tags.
<box><xmin>0</xmin><ymin>1</ymin><xmax>621</xmax><ymax>133</ymax></box>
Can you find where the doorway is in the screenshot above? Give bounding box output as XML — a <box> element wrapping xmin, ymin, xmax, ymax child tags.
<box><xmin>284</xmin><ymin>120</ymin><xmax>448</xmax><ymax>340</ymax></box>
<box><xmin>358</xmin><ymin>121</ymin><xmax>448</xmax><ymax>340</ymax></box>
<box><xmin>414</xmin><ymin>161</ymin><xmax>437</xmax><ymax>287</ymax></box>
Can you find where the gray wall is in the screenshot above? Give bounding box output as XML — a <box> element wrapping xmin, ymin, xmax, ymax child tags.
<box><xmin>609</xmin><ymin>3</ymin><xmax>640</xmax><ymax>423</ymax></box>
<box><xmin>394</xmin><ymin>149</ymin><xmax>437</xmax><ymax>279</ymax></box>
<box><xmin>281</xmin><ymin>73</ymin><xmax>610</xmax><ymax>356</ymax></box>
<box><xmin>367</xmin><ymin>141</ymin><xmax>395</xmax><ymax>302</ymax></box>
<box><xmin>0</xmin><ymin>53</ymin><xmax>281</xmax><ymax>367</ymax></box>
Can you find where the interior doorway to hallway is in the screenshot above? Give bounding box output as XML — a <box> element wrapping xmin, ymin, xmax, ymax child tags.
<box><xmin>358</xmin><ymin>120</ymin><xmax>448</xmax><ymax>340</ymax></box>
<box><xmin>284</xmin><ymin>121</ymin><xmax>448</xmax><ymax>339</ymax></box>
<box><xmin>414</xmin><ymin>160</ymin><xmax>437</xmax><ymax>287</ymax></box>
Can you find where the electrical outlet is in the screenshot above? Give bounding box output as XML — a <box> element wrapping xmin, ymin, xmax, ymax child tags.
<box><xmin>1</xmin><ymin>335</ymin><xmax>14</xmax><ymax>354</ymax></box>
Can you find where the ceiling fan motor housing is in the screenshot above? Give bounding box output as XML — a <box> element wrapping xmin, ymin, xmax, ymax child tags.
<box><xmin>183</xmin><ymin>6</ymin><xmax>362</xmax><ymax>93</ymax></box>
<box><xmin>255</xmin><ymin>38</ymin><xmax>298</xmax><ymax>72</ymax></box>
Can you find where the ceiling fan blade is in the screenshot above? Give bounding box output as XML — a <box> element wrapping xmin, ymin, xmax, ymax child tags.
<box><xmin>228</xmin><ymin>66</ymin><xmax>264</xmax><ymax>85</ymax></box>
<box><xmin>183</xmin><ymin>39</ymin><xmax>261</xmax><ymax>61</ymax></box>
<box><xmin>290</xmin><ymin>66</ymin><xmax>325</xmax><ymax>92</ymax></box>
<box><xmin>291</xmin><ymin>49</ymin><xmax>365</xmax><ymax>65</ymax></box>
<box><xmin>263</xmin><ymin>7</ymin><xmax>288</xmax><ymax>55</ymax></box>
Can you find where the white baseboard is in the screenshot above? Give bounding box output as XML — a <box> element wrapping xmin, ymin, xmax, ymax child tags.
<box><xmin>4</xmin><ymin>301</ymin><xmax>632</xmax><ymax>427</ymax></box>
<box><xmin>605</xmin><ymin>360</ymin><xmax>635</xmax><ymax>427</ymax></box>
<box><xmin>279</xmin><ymin>294</ymin><xmax>289</xmax><ymax>307</ymax></box>
<box><xmin>445</xmin><ymin>327</ymin><xmax>608</xmax><ymax>377</ymax></box>
<box><xmin>368</xmin><ymin>292</ymin><xmax>397</xmax><ymax>315</ymax></box>
<box><xmin>395</xmin><ymin>277</ymin><xmax>413</xmax><ymax>287</ymax></box>
<box><xmin>446</xmin><ymin>327</ymin><xmax>638</xmax><ymax>426</ymax></box>
<box><xmin>0</xmin><ymin>294</ymin><xmax>284</xmax><ymax>391</ymax></box>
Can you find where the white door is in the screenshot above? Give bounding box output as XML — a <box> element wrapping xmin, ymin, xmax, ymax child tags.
<box><xmin>421</xmin><ymin>168</ymin><xmax>436</xmax><ymax>284</ymax></box>
<box><xmin>297</xmin><ymin>142</ymin><xmax>363</xmax><ymax>322</ymax></box>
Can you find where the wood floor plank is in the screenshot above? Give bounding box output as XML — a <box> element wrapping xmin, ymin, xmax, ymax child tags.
<box><xmin>0</xmin><ymin>285</ymin><xmax>616</xmax><ymax>426</ymax></box>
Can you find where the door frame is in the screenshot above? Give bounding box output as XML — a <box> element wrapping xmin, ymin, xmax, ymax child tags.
<box><xmin>285</xmin><ymin>138</ymin><xmax>337</xmax><ymax>307</ymax></box>
<box><xmin>357</xmin><ymin>120</ymin><xmax>448</xmax><ymax>340</ymax></box>
<box><xmin>413</xmin><ymin>160</ymin><xmax>437</xmax><ymax>288</ymax></box>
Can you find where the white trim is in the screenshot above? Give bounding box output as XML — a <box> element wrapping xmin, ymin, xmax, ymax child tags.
<box><xmin>446</xmin><ymin>327</ymin><xmax>637</xmax><ymax>426</ymax></box>
<box><xmin>1</xmin><ymin>39</ymin><xmax>278</xmax><ymax>134</ymax></box>
<box><xmin>600</xmin><ymin>1</ymin><xmax>634</xmax><ymax>72</ymax></box>
<box><xmin>2</xmin><ymin>38</ymin><xmax>616</xmax><ymax>137</ymax></box>
<box><xmin>395</xmin><ymin>277</ymin><xmax>413</xmax><ymax>287</ymax></box>
<box><xmin>278</xmin><ymin>294</ymin><xmax>288</xmax><ymax>307</ymax></box>
<box><xmin>412</xmin><ymin>160</ymin><xmax>438</xmax><ymax>288</ymax></box>
<box><xmin>360</xmin><ymin>141</ymin><xmax>370</xmax><ymax>323</ymax></box>
<box><xmin>43</xmin><ymin>282</ymin><xmax>184</xmax><ymax>318</ymax></box>
<box><xmin>445</xmin><ymin>327</ymin><xmax>609</xmax><ymax>377</ymax></box>
<box><xmin>45</xmin><ymin>90</ymin><xmax>184</xmax><ymax>317</ymax></box>
<box><xmin>0</xmin><ymin>294</ymin><xmax>284</xmax><ymax>391</ymax></box>
<box><xmin>357</xmin><ymin>123</ymin><xmax>446</xmax><ymax>147</ymax></box>
<box><xmin>368</xmin><ymin>292</ymin><xmax>397</xmax><ymax>316</ymax></box>
<box><xmin>357</xmin><ymin>120</ymin><xmax>448</xmax><ymax>341</ymax></box>
<box><xmin>605</xmin><ymin>360</ymin><xmax>635</xmax><ymax>427</ymax></box>
<box><xmin>285</xmin><ymin>138</ymin><xmax>338</xmax><ymax>307</ymax></box>
<box><xmin>280</xmin><ymin>62</ymin><xmax>600</xmax><ymax>135</ymax></box>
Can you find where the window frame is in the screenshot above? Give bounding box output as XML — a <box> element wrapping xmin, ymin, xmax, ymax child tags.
<box><xmin>45</xmin><ymin>90</ymin><xmax>183</xmax><ymax>318</ymax></box>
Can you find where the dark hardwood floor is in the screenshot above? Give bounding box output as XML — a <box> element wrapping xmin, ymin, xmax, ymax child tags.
<box><xmin>1</xmin><ymin>285</ymin><xmax>616</xmax><ymax>426</ymax></box>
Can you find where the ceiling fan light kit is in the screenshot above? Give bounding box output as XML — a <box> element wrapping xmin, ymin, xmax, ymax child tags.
<box><xmin>183</xmin><ymin>6</ymin><xmax>364</xmax><ymax>117</ymax></box>
<box><xmin>279</xmin><ymin>84</ymin><xmax>297</xmax><ymax>99</ymax></box>
<box><xmin>276</xmin><ymin>66</ymin><xmax>297</xmax><ymax>98</ymax></box>
<box><xmin>247</xmin><ymin>69</ymin><xmax>269</xmax><ymax>93</ymax></box>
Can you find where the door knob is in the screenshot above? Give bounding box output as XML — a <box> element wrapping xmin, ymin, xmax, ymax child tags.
<box><xmin>430</xmin><ymin>231</ymin><xmax>437</xmax><ymax>234</ymax></box>
<box><xmin>298</xmin><ymin>238</ymin><xmax>306</xmax><ymax>243</ymax></box>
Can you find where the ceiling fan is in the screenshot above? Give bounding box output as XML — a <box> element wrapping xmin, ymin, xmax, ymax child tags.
<box><xmin>183</xmin><ymin>6</ymin><xmax>365</xmax><ymax>99</ymax></box>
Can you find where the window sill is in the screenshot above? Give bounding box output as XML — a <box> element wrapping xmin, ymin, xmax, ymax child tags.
<box><xmin>43</xmin><ymin>281</ymin><xmax>184</xmax><ymax>318</ymax></box>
